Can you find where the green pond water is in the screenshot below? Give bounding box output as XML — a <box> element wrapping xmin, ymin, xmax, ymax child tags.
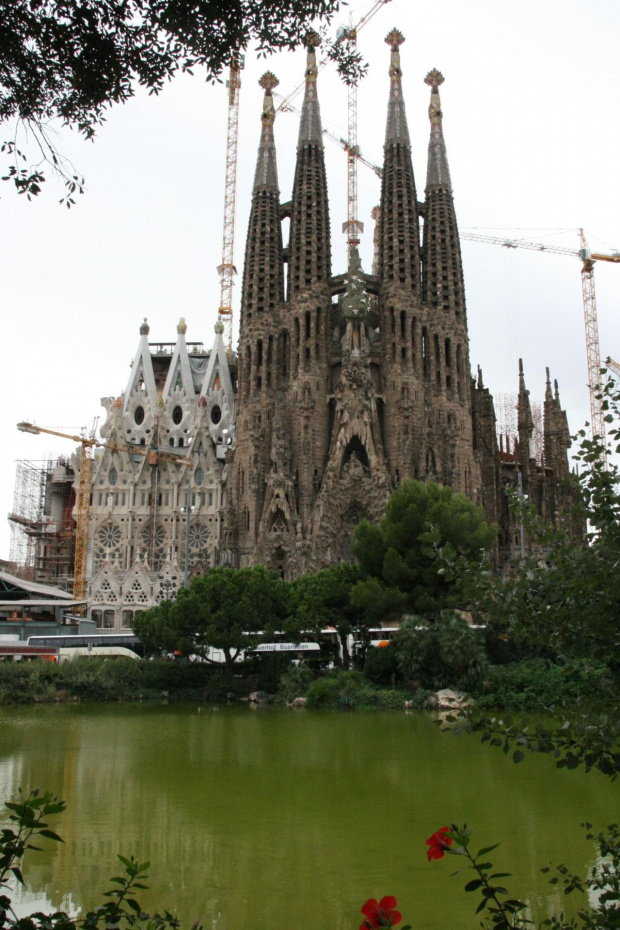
<box><xmin>0</xmin><ymin>703</ymin><xmax>617</xmax><ymax>930</ymax></box>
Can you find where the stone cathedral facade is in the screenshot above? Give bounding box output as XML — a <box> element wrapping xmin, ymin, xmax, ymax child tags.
<box><xmin>86</xmin><ymin>30</ymin><xmax>575</xmax><ymax>629</ymax></box>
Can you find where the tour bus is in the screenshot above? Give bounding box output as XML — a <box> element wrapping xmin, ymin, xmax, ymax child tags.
<box><xmin>27</xmin><ymin>633</ymin><xmax>145</xmax><ymax>661</ymax></box>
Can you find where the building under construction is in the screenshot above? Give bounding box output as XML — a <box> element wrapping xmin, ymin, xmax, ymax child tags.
<box><xmin>9</xmin><ymin>457</ymin><xmax>76</xmax><ymax>590</ymax></box>
<box><xmin>9</xmin><ymin>30</ymin><xmax>581</xmax><ymax>628</ymax></box>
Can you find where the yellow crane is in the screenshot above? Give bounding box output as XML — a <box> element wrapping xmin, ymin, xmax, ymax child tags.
<box><xmin>217</xmin><ymin>52</ymin><xmax>244</xmax><ymax>355</ymax></box>
<box><xmin>459</xmin><ymin>229</ymin><xmax>620</xmax><ymax>443</ymax></box>
<box><xmin>17</xmin><ymin>422</ymin><xmax>189</xmax><ymax>609</ymax></box>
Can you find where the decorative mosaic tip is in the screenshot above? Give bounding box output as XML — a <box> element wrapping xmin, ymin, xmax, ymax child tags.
<box><xmin>371</xmin><ymin>205</ymin><xmax>381</xmax><ymax>221</ymax></box>
<box><xmin>140</xmin><ymin>318</ymin><xmax>149</xmax><ymax>335</ymax></box>
<box><xmin>385</xmin><ymin>29</ymin><xmax>405</xmax><ymax>50</ymax></box>
<box><xmin>112</xmin><ymin>396</ymin><xmax>123</xmax><ymax>409</ymax></box>
<box><xmin>177</xmin><ymin>317</ymin><xmax>187</xmax><ymax>335</ymax></box>
<box><xmin>214</xmin><ymin>320</ymin><xmax>225</xmax><ymax>335</ymax></box>
<box><xmin>304</xmin><ymin>30</ymin><xmax>321</xmax><ymax>49</ymax></box>
<box><xmin>425</xmin><ymin>68</ymin><xmax>445</xmax><ymax>90</ymax></box>
<box><xmin>259</xmin><ymin>71</ymin><xmax>279</xmax><ymax>93</ymax></box>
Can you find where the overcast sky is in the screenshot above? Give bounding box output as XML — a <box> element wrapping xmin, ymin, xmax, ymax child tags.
<box><xmin>1</xmin><ymin>0</ymin><xmax>619</xmax><ymax>560</ymax></box>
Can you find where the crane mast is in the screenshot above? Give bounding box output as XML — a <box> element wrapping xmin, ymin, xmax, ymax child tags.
<box><xmin>579</xmin><ymin>228</ymin><xmax>606</xmax><ymax>444</ymax></box>
<box><xmin>217</xmin><ymin>53</ymin><xmax>244</xmax><ymax>355</ymax></box>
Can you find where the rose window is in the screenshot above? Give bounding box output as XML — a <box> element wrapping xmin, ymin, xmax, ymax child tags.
<box><xmin>188</xmin><ymin>523</ymin><xmax>209</xmax><ymax>551</ymax></box>
<box><xmin>97</xmin><ymin>522</ymin><xmax>122</xmax><ymax>549</ymax></box>
<box><xmin>141</xmin><ymin>526</ymin><xmax>167</xmax><ymax>549</ymax></box>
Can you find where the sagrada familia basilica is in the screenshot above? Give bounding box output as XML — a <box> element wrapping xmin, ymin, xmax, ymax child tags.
<box><xmin>84</xmin><ymin>31</ymin><xmax>575</xmax><ymax>630</ymax></box>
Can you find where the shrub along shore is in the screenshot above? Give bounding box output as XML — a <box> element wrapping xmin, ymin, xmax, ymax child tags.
<box><xmin>0</xmin><ymin>652</ymin><xmax>608</xmax><ymax>712</ymax></box>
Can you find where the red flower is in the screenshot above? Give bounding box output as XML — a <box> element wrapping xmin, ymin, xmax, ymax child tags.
<box><xmin>360</xmin><ymin>896</ymin><xmax>402</xmax><ymax>930</ymax></box>
<box><xmin>426</xmin><ymin>827</ymin><xmax>452</xmax><ymax>861</ymax></box>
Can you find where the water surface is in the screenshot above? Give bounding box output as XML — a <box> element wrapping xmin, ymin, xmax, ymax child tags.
<box><xmin>0</xmin><ymin>704</ymin><xmax>616</xmax><ymax>930</ymax></box>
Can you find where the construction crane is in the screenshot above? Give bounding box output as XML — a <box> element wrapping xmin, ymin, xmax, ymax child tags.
<box><xmin>459</xmin><ymin>229</ymin><xmax>620</xmax><ymax>443</ymax></box>
<box><xmin>607</xmin><ymin>358</ymin><xmax>620</xmax><ymax>379</ymax></box>
<box><xmin>217</xmin><ymin>53</ymin><xmax>244</xmax><ymax>355</ymax></box>
<box><xmin>16</xmin><ymin>422</ymin><xmax>189</xmax><ymax>610</ymax></box>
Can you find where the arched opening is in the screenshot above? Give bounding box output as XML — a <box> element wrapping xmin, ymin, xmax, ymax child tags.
<box><xmin>341</xmin><ymin>436</ymin><xmax>371</xmax><ymax>477</ymax></box>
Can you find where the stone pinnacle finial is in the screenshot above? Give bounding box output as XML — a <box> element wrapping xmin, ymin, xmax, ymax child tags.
<box><xmin>385</xmin><ymin>29</ymin><xmax>405</xmax><ymax>50</ymax></box>
<box><xmin>259</xmin><ymin>72</ymin><xmax>278</xmax><ymax>94</ymax></box>
<box><xmin>177</xmin><ymin>317</ymin><xmax>187</xmax><ymax>335</ymax></box>
<box><xmin>425</xmin><ymin>69</ymin><xmax>445</xmax><ymax>91</ymax></box>
<box><xmin>140</xmin><ymin>318</ymin><xmax>149</xmax><ymax>336</ymax></box>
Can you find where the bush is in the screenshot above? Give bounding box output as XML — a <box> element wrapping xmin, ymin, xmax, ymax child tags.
<box><xmin>393</xmin><ymin>611</ymin><xmax>488</xmax><ymax>691</ymax></box>
<box><xmin>304</xmin><ymin>670</ymin><xmax>417</xmax><ymax>710</ymax></box>
<box><xmin>474</xmin><ymin>657</ymin><xmax>611</xmax><ymax>711</ymax></box>
<box><xmin>278</xmin><ymin>662</ymin><xmax>314</xmax><ymax>703</ymax></box>
<box><xmin>363</xmin><ymin>643</ymin><xmax>402</xmax><ymax>687</ymax></box>
<box><xmin>256</xmin><ymin>653</ymin><xmax>292</xmax><ymax>693</ymax></box>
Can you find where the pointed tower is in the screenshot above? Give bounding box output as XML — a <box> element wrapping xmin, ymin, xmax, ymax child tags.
<box><xmin>287</xmin><ymin>31</ymin><xmax>332</xmax><ymax>304</ymax></box>
<box><xmin>230</xmin><ymin>71</ymin><xmax>285</xmax><ymax>564</ymax></box>
<box><xmin>422</xmin><ymin>69</ymin><xmax>466</xmax><ymax>317</ymax></box>
<box><xmin>377</xmin><ymin>30</ymin><xmax>425</xmax><ymax>486</ymax></box>
<box><xmin>283</xmin><ymin>31</ymin><xmax>333</xmax><ymax>549</ymax></box>
<box><xmin>544</xmin><ymin>369</ymin><xmax>571</xmax><ymax>481</ymax></box>
<box><xmin>238</xmin><ymin>71</ymin><xmax>284</xmax><ymax>407</ymax></box>
<box><xmin>378</xmin><ymin>30</ymin><xmax>421</xmax><ymax>298</ymax></box>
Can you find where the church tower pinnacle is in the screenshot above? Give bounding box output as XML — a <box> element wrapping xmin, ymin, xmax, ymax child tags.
<box><xmin>378</xmin><ymin>30</ymin><xmax>421</xmax><ymax>297</ymax></box>
<box><xmin>422</xmin><ymin>69</ymin><xmax>465</xmax><ymax>317</ymax></box>
<box><xmin>287</xmin><ymin>32</ymin><xmax>332</xmax><ymax>299</ymax></box>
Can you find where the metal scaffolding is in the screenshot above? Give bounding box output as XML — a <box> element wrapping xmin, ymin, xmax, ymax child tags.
<box><xmin>8</xmin><ymin>457</ymin><xmax>75</xmax><ymax>587</ymax></box>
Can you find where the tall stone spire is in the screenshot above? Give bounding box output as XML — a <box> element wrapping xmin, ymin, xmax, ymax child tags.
<box><xmin>240</xmin><ymin>72</ymin><xmax>285</xmax><ymax>323</ymax></box>
<box><xmin>287</xmin><ymin>31</ymin><xmax>331</xmax><ymax>297</ymax></box>
<box><xmin>425</xmin><ymin>69</ymin><xmax>452</xmax><ymax>191</ymax></box>
<box><xmin>421</xmin><ymin>69</ymin><xmax>465</xmax><ymax>316</ymax></box>
<box><xmin>253</xmin><ymin>71</ymin><xmax>280</xmax><ymax>193</ymax></box>
<box><xmin>378</xmin><ymin>29</ymin><xmax>421</xmax><ymax>294</ymax></box>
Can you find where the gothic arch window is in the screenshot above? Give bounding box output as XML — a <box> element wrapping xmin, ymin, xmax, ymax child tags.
<box><xmin>256</xmin><ymin>338</ymin><xmax>263</xmax><ymax>367</ymax></box>
<box><xmin>426</xmin><ymin>447</ymin><xmax>437</xmax><ymax>473</ymax></box>
<box><xmin>411</xmin><ymin>317</ymin><xmax>417</xmax><ymax>370</ymax></box>
<box><xmin>400</xmin><ymin>310</ymin><xmax>406</xmax><ymax>339</ymax></box>
<box><xmin>194</xmin><ymin>466</ymin><xmax>204</xmax><ymax>486</ymax></box>
<box><xmin>109</xmin><ymin>467</ymin><xmax>118</xmax><ymax>487</ymax></box>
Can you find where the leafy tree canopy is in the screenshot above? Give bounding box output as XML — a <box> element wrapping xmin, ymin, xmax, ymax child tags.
<box><xmin>290</xmin><ymin>562</ymin><xmax>365</xmax><ymax>667</ymax></box>
<box><xmin>352</xmin><ymin>479</ymin><xmax>497</xmax><ymax>615</ymax></box>
<box><xmin>133</xmin><ymin>565</ymin><xmax>288</xmax><ymax>671</ymax></box>
<box><xmin>1</xmin><ymin>0</ymin><xmax>363</xmax><ymax>201</ymax></box>
<box><xmin>444</xmin><ymin>370</ymin><xmax>620</xmax><ymax>778</ymax></box>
